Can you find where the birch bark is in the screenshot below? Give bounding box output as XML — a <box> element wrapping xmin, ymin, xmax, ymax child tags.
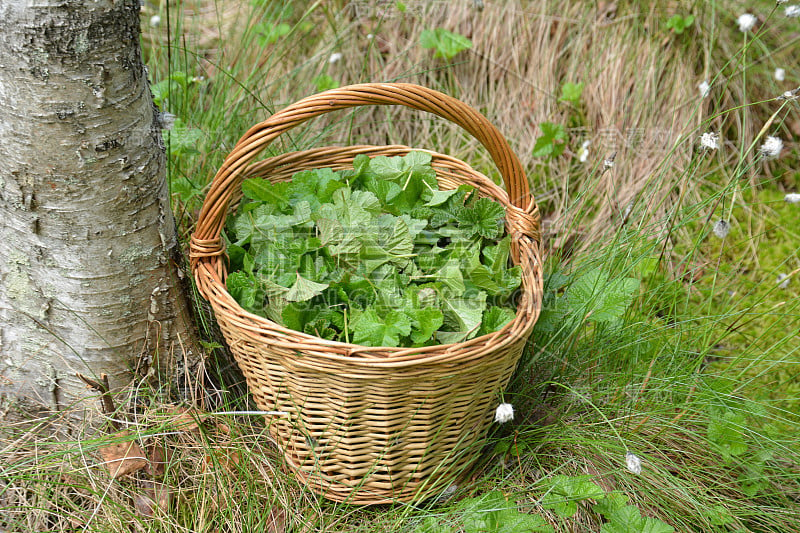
<box><xmin>0</xmin><ymin>0</ymin><xmax>197</xmax><ymax>416</ymax></box>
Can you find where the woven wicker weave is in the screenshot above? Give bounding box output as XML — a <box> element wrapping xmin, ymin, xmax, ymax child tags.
<box><xmin>189</xmin><ymin>83</ymin><xmax>543</xmax><ymax>504</ymax></box>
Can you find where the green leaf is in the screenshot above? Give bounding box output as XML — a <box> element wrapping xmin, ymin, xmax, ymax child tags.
<box><xmin>171</xmin><ymin>176</ymin><xmax>202</xmax><ymax>205</ymax></box>
<box><xmin>367</xmin><ymin>151</ymin><xmax>438</xmax><ymax>213</ymax></box>
<box><xmin>164</xmin><ymin>118</ymin><xmax>203</xmax><ymax>157</ymax></box>
<box><xmin>567</xmin><ymin>267</ymin><xmax>640</xmax><ymax>324</ymax></box>
<box><xmin>439</xmin><ymin>291</ymin><xmax>486</xmax><ymax>343</ymax></box>
<box><xmin>469</xmin><ymin>264</ymin><xmax>501</xmax><ymax>294</ymax></box>
<box><xmin>484</xmin><ymin>235</ymin><xmax>512</xmax><ymax>276</ymax></box>
<box><xmin>458</xmin><ymin>491</ymin><xmax>553</xmax><ymax>533</ymax></box>
<box><xmin>242</xmin><ymin>178</ymin><xmax>290</xmax><ymax>208</ymax></box>
<box><xmin>665</xmin><ymin>14</ymin><xmax>694</xmax><ymax>34</ymax></box>
<box><xmin>367</xmin><ymin>180</ymin><xmax>403</xmax><ymax>206</ymax></box>
<box><xmin>532</xmin><ymin>122</ymin><xmax>567</xmax><ymax>159</ymax></box>
<box><xmin>592</xmin><ymin>492</ymin><xmax>629</xmax><ymax>518</ymax></box>
<box><xmin>351</xmin><ymin>306</ymin><xmax>412</xmax><ymax>347</ymax></box>
<box><xmin>600</xmin><ymin>505</ymin><xmax>674</xmax><ymax>533</ymax></box>
<box><xmin>539</xmin><ymin>475</ymin><xmax>605</xmax><ymax>518</ymax></box>
<box><xmin>420</xmin><ymin>28</ymin><xmax>473</xmax><ymax>60</ymax></box>
<box><xmin>425</xmin><ymin>189</ymin><xmax>460</xmax><ymax>206</ymax></box>
<box><xmin>289</xmin><ymin>168</ymin><xmax>346</xmax><ymax>210</ymax></box>
<box><xmin>281</xmin><ymin>302</ymin><xmax>315</xmax><ymax>331</ymax></box>
<box><xmin>255</xmin><ymin>22</ymin><xmax>291</xmax><ymax>46</ymax></box>
<box><xmin>559</xmin><ymin>81</ymin><xmax>584</xmax><ymax>104</ymax></box>
<box><xmin>313</xmin><ymin>74</ymin><xmax>339</xmax><ymax>92</ymax></box>
<box><xmin>707</xmin><ymin>410</ymin><xmax>749</xmax><ymax>460</ymax></box>
<box><xmin>457</xmin><ymin>197</ymin><xmax>505</xmax><ymax>239</ymax></box>
<box><xmin>284</xmin><ymin>273</ymin><xmax>329</xmax><ymax>302</ymax></box>
<box><xmin>151</xmin><ymin>71</ymin><xmax>191</xmax><ymax>107</ymax></box>
<box><xmin>414</xmin><ymin>516</ymin><xmax>452</xmax><ymax>533</ymax></box>
<box><xmin>435</xmin><ymin>258</ymin><xmax>466</xmax><ymax>296</ymax></box>
<box><xmin>226</xmin><ymin>271</ymin><xmax>259</xmax><ymax>311</ymax></box>
<box><xmin>408</xmin><ymin>306</ymin><xmax>444</xmax><ymax>345</ymax></box>
<box><xmin>478</xmin><ymin>306</ymin><xmax>515</xmax><ymax>336</ymax></box>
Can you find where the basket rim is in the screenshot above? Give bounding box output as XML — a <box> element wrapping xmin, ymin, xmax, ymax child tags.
<box><xmin>193</xmin><ymin>144</ymin><xmax>542</xmax><ymax>364</ymax></box>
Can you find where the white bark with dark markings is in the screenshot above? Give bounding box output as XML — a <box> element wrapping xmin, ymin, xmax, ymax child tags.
<box><xmin>0</xmin><ymin>0</ymin><xmax>196</xmax><ymax>416</ymax></box>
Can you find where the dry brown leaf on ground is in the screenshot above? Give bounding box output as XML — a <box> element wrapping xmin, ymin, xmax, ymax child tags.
<box><xmin>145</xmin><ymin>444</ymin><xmax>168</xmax><ymax>477</ymax></box>
<box><xmin>202</xmin><ymin>446</ymin><xmax>241</xmax><ymax>473</ymax></box>
<box><xmin>214</xmin><ymin>420</ymin><xmax>231</xmax><ymax>436</ymax></box>
<box><xmin>162</xmin><ymin>404</ymin><xmax>207</xmax><ymax>433</ymax></box>
<box><xmin>133</xmin><ymin>480</ymin><xmax>171</xmax><ymax>518</ymax></box>
<box><xmin>98</xmin><ymin>430</ymin><xmax>147</xmax><ymax>479</ymax></box>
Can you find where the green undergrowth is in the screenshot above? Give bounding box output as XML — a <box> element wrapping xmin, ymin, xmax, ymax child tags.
<box><xmin>5</xmin><ymin>1</ymin><xmax>793</xmax><ymax>532</ymax></box>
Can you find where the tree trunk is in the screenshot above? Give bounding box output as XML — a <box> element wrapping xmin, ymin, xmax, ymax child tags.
<box><xmin>0</xmin><ymin>0</ymin><xmax>197</xmax><ymax>417</ymax></box>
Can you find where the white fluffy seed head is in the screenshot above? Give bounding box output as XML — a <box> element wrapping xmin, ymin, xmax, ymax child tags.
<box><xmin>700</xmin><ymin>132</ymin><xmax>719</xmax><ymax>150</ymax></box>
<box><xmin>760</xmin><ymin>136</ymin><xmax>784</xmax><ymax>159</ymax></box>
<box><xmin>785</xmin><ymin>193</ymin><xmax>800</xmax><ymax>203</ymax></box>
<box><xmin>494</xmin><ymin>403</ymin><xmax>514</xmax><ymax>424</ymax></box>
<box><xmin>786</xmin><ymin>5</ymin><xmax>800</xmax><ymax>17</ymax></box>
<box><xmin>698</xmin><ymin>80</ymin><xmax>711</xmax><ymax>98</ymax></box>
<box><xmin>625</xmin><ymin>452</ymin><xmax>642</xmax><ymax>475</ymax></box>
<box><xmin>329</xmin><ymin>52</ymin><xmax>343</xmax><ymax>64</ymax></box>
<box><xmin>738</xmin><ymin>13</ymin><xmax>757</xmax><ymax>32</ymax></box>
<box><xmin>775</xmin><ymin>68</ymin><xmax>786</xmax><ymax>81</ymax></box>
<box><xmin>713</xmin><ymin>219</ymin><xmax>731</xmax><ymax>239</ymax></box>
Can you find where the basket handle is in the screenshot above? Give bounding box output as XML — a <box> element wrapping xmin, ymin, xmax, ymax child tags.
<box><xmin>190</xmin><ymin>83</ymin><xmax>536</xmax><ymax>265</ymax></box>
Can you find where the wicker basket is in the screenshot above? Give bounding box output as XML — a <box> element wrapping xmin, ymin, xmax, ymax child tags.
<box><xmin>189</xmin><ymin>83</ymin><xmax>542</xmax><ymax>504</ymax></box>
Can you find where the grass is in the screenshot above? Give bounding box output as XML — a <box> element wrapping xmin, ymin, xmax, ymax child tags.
<box><xmin>2</xmin><ymin>0</ymin><xmax>799</xmax><ymax>531</ymax></box>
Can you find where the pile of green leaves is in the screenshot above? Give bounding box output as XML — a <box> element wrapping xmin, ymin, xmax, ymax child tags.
<box><xmin>224</xmin><ymin>151</ymin><xmax>522</xmax><ymax>348</ymax></box>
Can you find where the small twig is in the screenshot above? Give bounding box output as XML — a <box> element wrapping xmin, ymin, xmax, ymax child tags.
<box><xmin>76</xmin><ymin>372</ymin><xmax>120</xmax><ymax>430</ymax></box>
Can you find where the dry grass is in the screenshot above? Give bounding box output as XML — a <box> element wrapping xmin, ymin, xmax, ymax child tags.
<box><xmin>0</xmin><ymin>396</ymin><xmax>313</xmax><ymax>532</ymax></box>
<box><xmin>3</xmin><ymin>1</ymin><xmax>798</xmax><ymax>531</ymax></box>
<box><xmin>146</xmin><ymin>1</ymin><xmax>708</xmax><ymax>255</ymax></box>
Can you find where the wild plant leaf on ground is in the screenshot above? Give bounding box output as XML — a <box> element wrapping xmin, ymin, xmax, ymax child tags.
<box><xmin>419</xmin><ymin>27</ymin><xmax>473</xmax><ymax>60</ymax></box>
<box><xmin>225</xmin><ymin>151</ymin><xmax>520</xmax><ymax>347</ymax></box>
<box><xmin>539</xmin><ymin>475</ymin><xmax>605</xmax><ymax>518</ymax></box>
<box><xmin>415</xmin><ymin>491</ymin><xmax>553</xmax><ymax>533</ymax></box>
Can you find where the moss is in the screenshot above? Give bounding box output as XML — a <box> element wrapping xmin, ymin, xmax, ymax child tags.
<box><xmin>690</xmin><ymin>186</ymin><xmax>800</xmax><ymax>412</ymax></box>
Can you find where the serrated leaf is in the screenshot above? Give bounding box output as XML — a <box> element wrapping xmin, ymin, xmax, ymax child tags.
<box><xmin>707</xmin><ymin>410</ymin><xmax>749</xmax><ymax>460</ymax></box>
<box><xmin>469</xmin><ymin>264</ymin><xmax>501</xmax><ymax>294</ymax></box>
<box><xmin>420</xmin><ymin>28</ymin><xmax>473</xmax><ymax>60</ymax></box>
<box><xmin>289</xmin><ymin>167</ymin><xmax>346</xmax><ymax>209</ymax></box>
<box><xmin>458</xmin><ymin>491</ymin><xmax>553</xmax><ymax>533</ymax></box>
<box><xmin>351</xmin><ymin>307</ymin><xmax>411</xmax><ymax>347</ymax></box>
<box><xmin>226</xmin><ymin>271</ymin><xmax>259</xmax><ymax>311</ymax></box>
<box><xmin>559</xmin><ymin>81</ymin><xmax>584</xmax><ymax>104</ymax></box>
<box><xmin>408</xmin><ymin>306</ymin><xmax>444</xmax><ymax>345</ymax></box>
<box><xmin>284</xmin><ymin>273</ymin><xmax>329</xmax><ymax>302</ymax></box>
<box><xmin>593</xmin><ymin>492</ymin><xmax>629</xmax><ymax>518</ymax></box>
<box><xmin>532</xmin><ymin>122</ymin><xmax>567</xmax><ymax>159</ymax></box>
<box><xmin>567</xmin><ymin>268</ymin><xmax>640</xmax><ymax>323</ymax></box>
<box><xmin>414</xmin><ymin>516</ymin><xmax>451</xmax><ymax>533</ymax></box>
<box><xmin>540</xmin><ymin>475</ymin><xmax>605</xmax><ymax>518</ymax></box>
<box><xmin>367</xmin><ymin>180</ymin><xmax>403</xmax><ymax>206</ymax></box>
<box><xmin>242</xmin><ymin>178</ymin><xmax>290</xmax><ymax>208</ymax></box>
<box><xmin>600</xmin><ymin>505</ymin><xmax>674</xmax><ymax>533</ymax></box>
<box><xmin>478</xmin><ymin>306</ymin><xmax>515</xmax><ymax>336</ymax></box>
<box><xmin>439</xmin><ymin>291</ymin><xmax>486</xmax><ymax>343</ymax></box>
<box><xmin>435</xmin><ymin>258</ymin><xmax>466</xmax><ymax>296</ymax></box>
<box><xmin>164</xmin><ymin>119</ymin><xmax>203</xmax><ymax>157</ymax></box>
<box><xmin>457</xmin><ymin>197</ymin><xmax>505</xmax><ymax>239</ymax></box>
